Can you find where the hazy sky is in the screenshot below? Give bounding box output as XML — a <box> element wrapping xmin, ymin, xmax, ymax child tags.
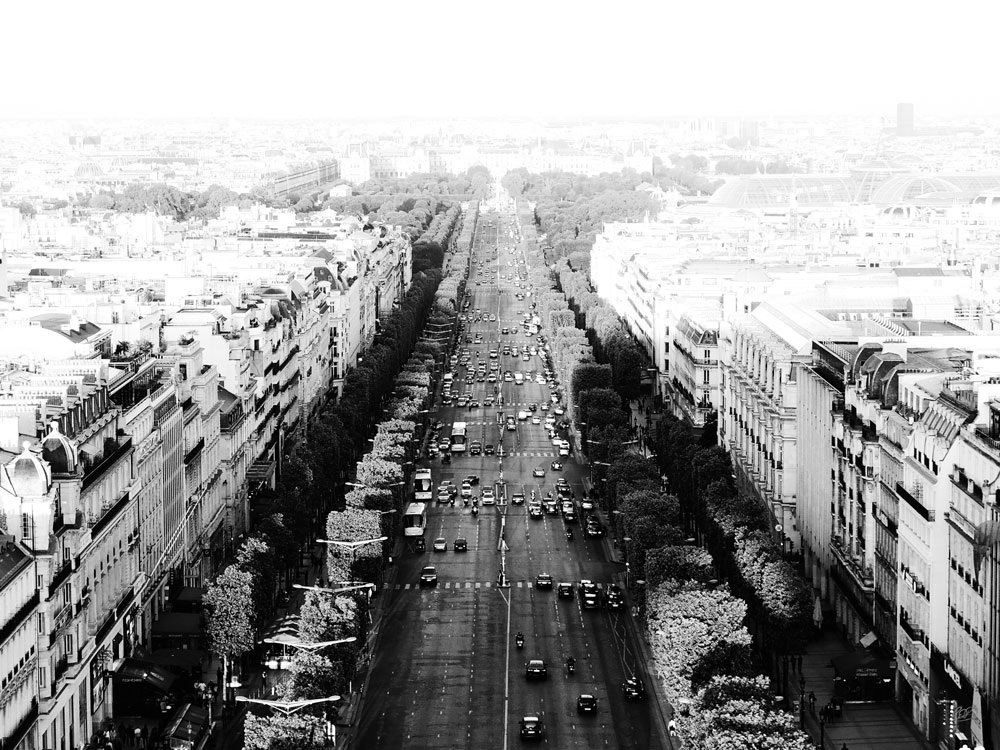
<box><xmin>5</xmin><ymin>0</ymin><xmax>999</xmax><ymax>120</ymax></box>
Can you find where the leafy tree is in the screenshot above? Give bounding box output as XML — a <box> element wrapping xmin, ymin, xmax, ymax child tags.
<box><xmin>356</xmin><ymin>458</ymin><xmax>403</xmax><ymax>489</ymax></box>
<box><xmin>645</xmin><ymin>544</ymin><xmax>715</xmax><ymax>589</ymax></box>
<box><xmin>344</xmin><ymin>487</ymin><xmax>393</xmax><ymax>512</ymax></box>
<box><xmin>236</xmin><ymin>536</ymin><xmax>277</xmax><ymax>631</ymax></box>
<box><xmin>203</xmin><ymin>565</ymin><xmax>255</xmax><ymax>702</ymax></box>
<box><xmin>204</xmin><ymin>566</ymin><xmax>255</xmax><ymax>659</ymax></box>
<box><xmin>281</xmin><ymin>650</ymin><xmax>345</xmax><ymax>700</ymax></box>
<box><xmin>243</xmin><ymin>713</ymin><xmax>326</xmax><ymax>750</ymax></box>
<box><xmin>259</xmin><ymin>513</ymin><xmax>299</xmax><ymax>583</ymax></box>
<box><xmin>16</xmin><ymin>200</ymin><xmax>36</xmax><ymax>218</ymax></box>
<box><xmin>571</xmin><ymin>363</ymin><xmax>612</xmax><ymax>402</ymax></box>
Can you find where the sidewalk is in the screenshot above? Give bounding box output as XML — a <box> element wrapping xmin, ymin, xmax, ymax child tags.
<box><xmin>598</xmin><ymin>517</ymin><xmax>675</xmax><ymax>750</ymax></box>
<box><xmin>330</xmin><ymin>533</ymin><xmax>403</xmax><ymax>749</ymax></box>
<box><xmin>789</xmin><ymin>628</ymin><xmax>932</xmax><ymax>750</ymax></box>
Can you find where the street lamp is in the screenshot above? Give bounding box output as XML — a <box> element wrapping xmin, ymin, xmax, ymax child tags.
<box><xmin>263</xmin><ymin>635</ymin><xmax>358</xmax><ymax>653</ymax></box>
<box><xmin>318</xmin><ymin>537</ymin><xmax>388</xmax><ymax>550</ymax></box>
<box><xmin>294</xmin><ymin>582</ymin><xmax>376</xmax><ymax>596</ymax></box>
<box><xmin>235</xmin><ymin>695</ymin><xmax>341</xmax><ymax>717</ymax></box>
<box><xmin>798</xmin><ymin>676</ymin><xmax>805</xmax><ymax>729</ymax></box>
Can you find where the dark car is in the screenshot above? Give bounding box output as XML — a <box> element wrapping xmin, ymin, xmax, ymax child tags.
<box><xmin>605</xmin><ymin>584</ymin><xmax>624</xmax><ymax>609</ymax></box>
<box><xmin>469</xmin><ymin>441</ymin><xmax>483</xmax><ymax>456</ymax></box>
<box><xmin>419</xmin><ymin>566</ymin><xmax>438</xmax><ymax>587</ymax></box>
<box><xmin>535</xmin><ymin>573</ymin><xmax>553</xmax><ymax>590</ymax></box>
<box><xmin>465</xmin><ymin>474</ymin><xmax>479</xmax><ymax>486</ymax></box>
<box><xmin>623</xmin><ymin>677</ymin><xmax>646</xmax><ymax>700</ymax></box>
<box><xmin>577</xmin><ymin>694</ymin><xmax>598</xmax><ymax>714</ymax></box>
<box><xmin>525</xmin><ymin>660</ymin><xmax>548</xmax><ymax>680</ymax></box>
<box><xmin>275</xmin><ymin>589</ymin><xmax>290</xmax><ymax>608</ymax></box>
<box><xmin>519</xmin><ymin>715</ymin><xmax>545</xmax><ymax>740</ymax></box>
<box><xmin>585</xmin><ymin>520</ymin><xmax>606</xmax><ymax>538</ymax></box>
<box><xmin>484</xmin><ymin>444</ymin><xmax>496</xmax><ymax>455</ymax></box>
<box><xmin>557</xmin><ymin>582</ymin><xmax>574</xmax><ymax>599</ymax></box>
<box><xmin>454</xmin><ymin>537</ymin><xmax>468</xmax><ymax>552</ymax></box>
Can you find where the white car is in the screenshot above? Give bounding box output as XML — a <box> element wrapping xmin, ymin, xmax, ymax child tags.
<box><xmin>481</xmin><ymin>488</ymin><xmax>496</xmax><ymax>505</ymax></box>
<box><xmin>531</xmin><ymin>416</ymin><xmax>541</xmax><ymax>425</ymax></box>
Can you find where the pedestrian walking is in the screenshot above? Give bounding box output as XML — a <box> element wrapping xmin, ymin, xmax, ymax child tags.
<box><xmin>133</xmin><ymin>727</ymin><xmax>141</xmax><ymax>748</ymax></box>
<box><xmin>808</xmin><ymin>691</ymin><xmax>816</xmax><ymax>714</ymax></box>
<box><xmin>140</xmin><ymin>726</ymin><xmax>149</xmax><ymax>750</ymax></box>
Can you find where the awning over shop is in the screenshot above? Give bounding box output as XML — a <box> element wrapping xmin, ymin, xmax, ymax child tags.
<box><xmin>174</xmin><ymin>587</ymin><xmax>205</xmax><ymax>605</ymax></box>
<box><xmin>832</xmin><ymin>651</ymin><xmax>894</xmax><ymax>680</ymax></box>
<box><xmin>114</xmin><ymin>659</ymin><xmax>176</xmax><ymax>693</ymax></box>
<box><xmin>152</xmin><ymin>612</ymin><xmax>202</xmax><ymax>636</ymax></box>
<box><xmin>166</xmin><ymin>702</ymin><xmax>210</xmax><ymax>750</ymax></box>
<box><xmin>143</xmin><ymin>648</ymin><xmax>206</xmax><ymax>670</ymax></box>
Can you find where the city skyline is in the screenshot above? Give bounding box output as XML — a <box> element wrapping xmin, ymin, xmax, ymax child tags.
<box><xmin>6</xmin><ymin>0</ymin><xmax>1000</xmax><ymax>121</ymax></box>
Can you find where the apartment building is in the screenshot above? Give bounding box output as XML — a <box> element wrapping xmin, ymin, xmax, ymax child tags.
<box><xmin>672</xmin><ymin>315</ymin><xmax>720</xmax><ymax>428</ymax></box>
<box><xmin>0</xmin><ymin>353</ymin><xmax>141</xmax><ymax>750</ymax></box>
<box><xmin>0</xmin><ymin>541</ymin><xmax>39</xmax><ymax>750</ymax></box>
<box><xmin>0</xmin><ymin>203</ymin><xmax>415</xmax><ymax>748</ymax></box>
<box><xmin>795</xmin><ymin>334</ymin><xmax>1000</xmax><ymax>747</ymax></box>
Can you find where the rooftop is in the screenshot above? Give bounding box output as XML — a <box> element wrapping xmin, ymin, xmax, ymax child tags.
<box><xmin>0</xmin><ymin>540</ymin><xmax>31</xmax><ymax>590</ymax></box>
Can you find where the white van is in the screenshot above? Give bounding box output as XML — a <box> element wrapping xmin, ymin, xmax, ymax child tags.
<box><xmin>514</xmin><ymin>373</ymin><xmax>524</xmax><ymax>385</ymax></box>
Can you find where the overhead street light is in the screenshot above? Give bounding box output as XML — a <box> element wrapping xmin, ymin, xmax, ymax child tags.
<box><xmin>294</xmin><ymin>582</ymin><xmax>376</xmax><ymax>596</ymax></box>
<box><xmin>317</xmin><ymin>537</ymin><xmax>388</xmax><ymax>549</ymax></box>
<box><xmin>235</xmin><ymin>695</ymin><xmax>341</xmax><ymax>716</ymax></box>
<box><xmin>262</xmin><ymin>635</ymin><xmax>358</xmax><ymax>652</ymax></box>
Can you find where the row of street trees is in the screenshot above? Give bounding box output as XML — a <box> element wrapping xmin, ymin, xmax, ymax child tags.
<box><xmin>202</xmin><ymin>204</ymin><xmax>475</xmax><ymax>749</ymax></box>
<box><xmin>501</xmin><ymin>168</ymin><xmax>659</xmax><ymax>267</ymax></box>
<box><xmin>506</xmin><ymin>181</ymin><xmax>816</xmax><ymax>746</ymax></box>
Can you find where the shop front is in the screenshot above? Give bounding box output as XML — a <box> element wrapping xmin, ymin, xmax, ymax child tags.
<box><xmin>831</xmin><ymin>650</ymin><xmax>895</xmax><ymax>703</ymax></box>
<box><xmin>930</xmin><ymin>647</ymin><xmax>988</xmax><ymax>750</ymax></box>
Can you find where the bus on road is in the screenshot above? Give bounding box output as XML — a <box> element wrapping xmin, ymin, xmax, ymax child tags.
<box><xmin>414</xmin><ymin>468</ymin><xmax>433</xmax><ymax>502</ymax></box>
<box><xmin>451</xmin><ymin>421</ymin><xmax>468</xmax><ymax>453</ymax></box>
<box><xmin>403</xmin><ymin>502</ymin><xmax>427</xmax><ymax>551</ymax></box>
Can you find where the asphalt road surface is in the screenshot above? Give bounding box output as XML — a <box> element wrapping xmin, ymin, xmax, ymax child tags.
<box><xmin>355</xmin><ymin>209</ymin><xmax>656</xmax><ymax>749</ymax></box>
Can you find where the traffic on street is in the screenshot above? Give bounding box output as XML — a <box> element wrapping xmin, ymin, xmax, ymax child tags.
<box><xmin>355</xmin><ymin>208</ymin><xmax>658</xmax><ymax>749</ymax></box>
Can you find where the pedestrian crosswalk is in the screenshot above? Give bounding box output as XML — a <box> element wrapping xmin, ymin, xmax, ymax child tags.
<box><xmin>459</xmin><ymin>451</ymin><xmax>558</xmax><ymax>457</ymax></box>
<box><xmin>396</xmin><ymin>580</ymin><xmax>613</xmax><ymax>591</ymax></box>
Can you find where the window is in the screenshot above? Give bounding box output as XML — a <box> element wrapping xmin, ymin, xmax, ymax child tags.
<box><xmin>703</xmin><ymin>370</ymin><xmax>711</xmax><ymax>385</ymax></box>
<box><xmin>22</xmin><ymin>513</ymin><xmax>32</xmax><ymax>542</ymax></box>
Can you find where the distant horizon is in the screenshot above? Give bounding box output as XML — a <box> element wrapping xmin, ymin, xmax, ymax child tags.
<box><xmin>1</xmin><ymin>110</ymin><xmax>999</xmax><ymax>125</ymax></box>
<box><xmin>6</xmin><ymin>0</ymin><xmax>999</xmax><ymax>123</ymax></box>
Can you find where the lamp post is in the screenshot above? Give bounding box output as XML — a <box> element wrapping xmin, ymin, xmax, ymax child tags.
<box><xmin>622</xmin><ymin>537</ymin><xmax>632</xmax><ymax>588</ymax></box>
<box><xmin>798</xmin><ymin>676</ymin><xmax>806</xmax><ymax>729</ymax></box>
<box><xmin>294</xmin><ymin>582</ymin><xmax>376</xmax><ymax>596</ymax></box>
<box><xmin>235</xmin><ymin>694</ymin><xmax>341</xmax><ymax>717</ymax></box>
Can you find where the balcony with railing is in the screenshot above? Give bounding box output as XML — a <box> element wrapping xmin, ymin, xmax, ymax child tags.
<box><xmin>82</xmin><ymin>436</ymin><xmax>133</xmax><ymax>491</ymax></box>
<box><xmin>48</xmin><ymin>560</ymin><xmax>73</xmax><ymax>597</ymax></box>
